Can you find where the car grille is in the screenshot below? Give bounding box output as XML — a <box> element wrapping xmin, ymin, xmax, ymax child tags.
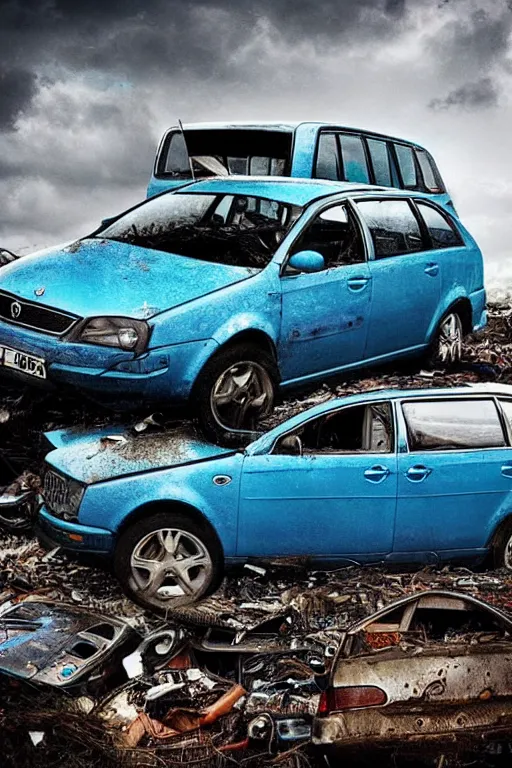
<box><xmin>43</xmin><ymin>470</ymin><xmax>70</xmax><ymax>517</ymax></box>
<box><xmin>0</xmin><ymin>291</ymin><xmax>79</xmax><ymax>336</ymax></box>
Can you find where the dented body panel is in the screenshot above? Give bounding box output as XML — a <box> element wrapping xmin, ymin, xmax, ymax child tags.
<box><xmin>314</xmin><ymin>591</ymin><xmax>512</xmax><ymax>751</ymax></box>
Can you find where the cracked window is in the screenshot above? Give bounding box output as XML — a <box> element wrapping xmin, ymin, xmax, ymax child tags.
<box><xmin>290</xmin><ymin>203</ymin><xmax>365</xmax><ymax>268</ymax></box>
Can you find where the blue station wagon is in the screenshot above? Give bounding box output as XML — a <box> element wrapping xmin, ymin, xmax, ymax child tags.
<box><xmin>0</xmin><ymin>178</ymin><xmax>485</xmax><ymax>441</ymax></box>
<box><xmin>148</xmin><ymin>121</ymin><xmax>454</xmax><ymax>209</ymax></box>
<box><xmin>38</xmin><ymin>385</ymin><xmax>512</xmax><ymax>612</ymax></box>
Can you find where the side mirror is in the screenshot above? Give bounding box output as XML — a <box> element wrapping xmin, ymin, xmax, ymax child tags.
<box><xmin>287</xmin><ymin>250</ymin><xmax>325</xmax><ymax>274</ymax></box>
<box><xmin>277</xmin><ymin>434</ymin><xmax>303</xmax><ymax>456</ymax></box>
<box><xmin>100</xmin><ymin>216</ymin><xmax>117</xmax><ymax>229</ymax></box>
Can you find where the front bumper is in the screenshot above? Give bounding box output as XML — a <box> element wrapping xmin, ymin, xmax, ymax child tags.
<box><xmin>0</xmin><ymin>319</ymin><xmax>217</xmax><ymax>403</ymax></box>
<box><xmin>38</xmin><ymin>507</ymin><xmax>115</xmax><ymax>554</ymax></box>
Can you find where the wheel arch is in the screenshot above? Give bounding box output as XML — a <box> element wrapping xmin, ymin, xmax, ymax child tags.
<box><xmin>428</xmin><ymin>295</ymin><xmax>473</xmax><ymax>342</ymax></box>
<box><xmin>115</xmin><ymin>499</ymin><xmax>225</xmax><ymax>559</ymax></box>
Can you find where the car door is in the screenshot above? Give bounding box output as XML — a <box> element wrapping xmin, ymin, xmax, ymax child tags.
<box><xmin>237</xmin><ymin>400</ymin><xmax>398</xmax><ymax>558</ymax></box>
<box><xmin>393</xmin><ymin>396</ymin><xmax>512</xmax><ymax>557</ymax></box>
<box><xmin>354</xmin><ymin>198</ymin><xmax>440</xmax><ymax>360</ymax></box>
<box><xmin>278</xmin><ymin>202</ymin><xmax>372</xmax><ymax>382</ymax></box>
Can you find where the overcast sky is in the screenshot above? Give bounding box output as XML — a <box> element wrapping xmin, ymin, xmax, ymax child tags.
<box><xmin>0</xmin><ymin>0</ymin><xmax>510</xmax><ymax>295</ymax></box>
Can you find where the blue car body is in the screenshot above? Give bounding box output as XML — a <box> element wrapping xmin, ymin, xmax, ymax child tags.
<box><xmin>148</xmin><ymin>121</ymin><xmax>453</xmax><ymax>209</ymax></box>
<box><xmin>38</xmin><ymin>384</ymin><xmax>512</xmax><ymax>566</ymax></box>
<box><xmin>0</xmin><ymin>178</ymin><xmax>486</xmax><ymax>405</ymax></box>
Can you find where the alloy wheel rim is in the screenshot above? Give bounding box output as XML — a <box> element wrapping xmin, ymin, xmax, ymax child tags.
<box><xmin>436</xmin><ymin>313</ymin><xmax>462</xmax><ymax>364</ymax></box>
<box><xmin>504</xmin><ymin>535</ymin><xmax>512</xmax><ymax>570</ymax></box>
<box><xmin>130</xmin><ymin>528</ymin><xmax>213</xmax><ymax>605</ymax></box>
<box><xmin>211</xmin><ymin>360</ymin><xmax>274</xmax><ymax>431</ymax></box>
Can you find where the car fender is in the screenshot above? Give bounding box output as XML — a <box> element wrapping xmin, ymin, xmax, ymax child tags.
<box><xmin>210</xmin><ymin>313</ymin><xmax>279</xmax><ymax>353</ymax></box>
<box><xmin>485</xmin><ymin>496</ymin><xmax>512</xmax><ymax>547</ymax></box>
<box><xmin>426</xmin><ymin>288</ymin><xmax>470</xmax><ymax>343</ymax></box>
<box><xmin>79</xmin><ymin>456</ymin><xmax>243</xmax><ymax>556</ymax></box>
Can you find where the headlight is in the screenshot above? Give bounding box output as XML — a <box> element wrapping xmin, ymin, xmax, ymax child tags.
<box><xmin>72</xmin><ymin>317</ymin><xmax>150</xmax><ymax>355</ymax></box>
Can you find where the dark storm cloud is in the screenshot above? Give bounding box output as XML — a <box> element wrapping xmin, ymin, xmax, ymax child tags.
<box><xmin>0</xmin><ymin>0</ymin><xmax>414</xmax><ymax>130</ymax></box>
<box><xmin>0</xmin><ymin>68</ymin><xmax>37</xmax><ymax>131</ymax></box>
<box><xmin>430</xmin><ymin>76</ymin><xmax>500</xmax><ymax>110</ymax></box>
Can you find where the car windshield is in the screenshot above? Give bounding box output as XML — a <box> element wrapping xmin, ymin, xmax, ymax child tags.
<box><xmin>97</xmin><ymin>192</ymin><xmax>301</xmax><ymax>270</ymax></box>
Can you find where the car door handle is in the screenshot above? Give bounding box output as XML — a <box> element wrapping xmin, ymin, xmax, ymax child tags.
<box><xmin>501</xmin><ymin>465</ymin><xmax>512</xmax><ymax>478</ymax></box>
<box><xmin>364</xmin><ymin>465</ymin><xmax>390</xmax><ymax>483</ymax></box>
<box><xmin>405</xmin><ymin>465</ymin><xmax>432</xmax><ymax>482</ymax></box>
<box><xmin>424</xmin><ymin>263</ymin><xmax>439</xmax><ymax>277</ymax></box>
<box><xmin>347</xmin><ymin>276</ymin><xmax>371</xmax><ymax>292</ymax></box>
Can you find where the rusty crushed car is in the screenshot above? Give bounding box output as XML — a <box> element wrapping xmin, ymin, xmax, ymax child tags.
<box><xmin>313</xmin><ymin>590</ymin><xmax>512</xmax><ymax>757</ymax></box>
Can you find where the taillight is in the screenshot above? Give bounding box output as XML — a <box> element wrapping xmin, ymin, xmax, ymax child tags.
<box><xmin>318</xmin><ymin>685</ymin><xmax>387</xmax><ymax>715</ymax></box>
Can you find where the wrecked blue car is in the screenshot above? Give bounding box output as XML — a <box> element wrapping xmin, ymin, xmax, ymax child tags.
<box><xmin>148</xmin><ymin>121</ymin><xmax>454</xmax><ymax>209</ymax></box>
<box><xmin>0</xmin><ymin>178</ymin><xmax>485</xmax><ymax>441</ymax></box>
<box><xmin>38</xmin><ymin>384</ymin><xmax>512</xmax><ymax>612</ymax></box>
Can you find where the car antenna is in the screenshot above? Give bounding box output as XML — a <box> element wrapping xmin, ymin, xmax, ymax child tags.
<box><xmin>178</xmin><ymin>118</ymin><xmax>195</xmax><ymax>181</ymax></box>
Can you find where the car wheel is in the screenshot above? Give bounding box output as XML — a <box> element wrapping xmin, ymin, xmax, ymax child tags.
<box><xmin>114</xmin><ymin>511</ymin><xmax>223</xmax><ymax>612</ymax></box>
<box><xmin>492</xmin><ymin>522</ymin><xmax>512</xmax><ymax>570</ymax></box>
<box><xmin>428</xmin><ymin>311</ymin><xmax>463</xmax><ymax>366</ymax></box>
<box><xmin>193</xmin><ymin>342</ymin><xmax>278</xmax><ymax>443</ymax></box>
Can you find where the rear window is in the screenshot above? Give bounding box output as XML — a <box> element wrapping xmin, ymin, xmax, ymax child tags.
<box><xmin>394</xmin><ymin>144</ymin><xmax>417</xmax><ymax>189</ymax></box>
<box><xmin>339</xmin><ymin>135</ymin><xmax>370</xmax><ymax>184</ymax></box>
<box><xmin>402</xmin><ymin>399</ymin><xmax>506</xmax><ymax>452</ymax></box>
<box><xmin>415</xmin><ymin>150</ymin><xmax>444</xmax><ymax>193</ymax></box>
<box><xmin>158</xmin><ymin>129</ymin><xmax>292</xmax><ymax>179</ymax></box>
<box><xmin>415</xmin><ymin>202</ymin><xmax>463</xmax><ymax>249</ymax></box>
<box><xmin>356</xmin><ymin>199</ymin><xmax>424</xmax><ymax>259</ymax></box>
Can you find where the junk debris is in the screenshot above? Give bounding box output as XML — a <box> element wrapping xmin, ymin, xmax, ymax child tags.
<box><xmin>1</xmin><ymin>306</ymin><xmax>512</xmax><ymax>767</ymax></box>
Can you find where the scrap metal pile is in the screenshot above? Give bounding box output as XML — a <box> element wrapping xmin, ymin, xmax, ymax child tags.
<box><xmin>1</xmin><ymin>304</ymin><xmax>512</xmax><ymax>767</ymax></box>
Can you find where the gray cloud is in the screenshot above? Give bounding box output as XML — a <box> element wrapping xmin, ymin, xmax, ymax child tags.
<box><xmin>429</xmin><ymin>76</ymin><xmax>500</xmax><ymax>110</ymax></box>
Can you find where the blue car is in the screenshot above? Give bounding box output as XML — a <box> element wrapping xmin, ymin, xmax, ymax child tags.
<box><xmin>0</xmin><ymin>178</ymin><xmax>486</xmax><ymax>441</ymax></box>
<box><xmin>38</xmin><ymin>384</ymin><xmax>512</xmax><ymax>612</ymax></box>
<box><xmin>148</xmin><ymin>121</ymin><xmax>454</xmax><ymax>210</ymax></box>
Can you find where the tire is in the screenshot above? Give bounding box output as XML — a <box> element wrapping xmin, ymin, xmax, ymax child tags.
<box><xmin>426</xmin><ymin>311</ymin><xmax>463</xmax><ymax>368</ymax></box>
<box><xmin>192</xmin><ymin>342</ymin><xmax>279</xmax><ymax>444</ymax></box>
<box><xmin>113</xmin><ymin>511</ymin><xmax>223</xmax><ymax>613</ymax></box>
<box><xmin>492</xmin><ymin>521</ymin><xmax>512</xmax><ymax>571</ymax></box>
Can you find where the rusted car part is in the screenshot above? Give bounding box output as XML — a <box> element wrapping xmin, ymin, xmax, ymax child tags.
<box><xmin>314</xmin><ymin>590</ymin><xmax>512</xmax><ymax>754</ymax></box>
<box><xmin>0</xmin><ymin>598</ymin><xmax>140</xmax><ymax>694</ymax></box>
<box><xmin>0</xmin><ymin>471</ymin><xmax>41</xmax><ymax>531</ymax></box>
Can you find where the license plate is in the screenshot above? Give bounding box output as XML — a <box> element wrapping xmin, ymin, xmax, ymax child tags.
<box><xmin>0</xmin><ymin>346</ymin><xmax>46</xmax><ymax>379</ymax></box>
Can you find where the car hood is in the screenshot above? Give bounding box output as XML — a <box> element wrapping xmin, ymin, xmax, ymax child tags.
<box><xmin>45</xmin><ymin>424</ymin><xmax>235</xmax><ymax>484</ymax></box>
<box><xmin>0</xmin><ymin>239</ymin><xmax>257</xmax><ymax>319</ymax></box>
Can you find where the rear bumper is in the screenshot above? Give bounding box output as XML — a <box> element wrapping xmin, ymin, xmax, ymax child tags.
<box><xmin>37</xmin><ymin>508</ymin><xmax>115</xmax><ymax>554</ymax></box>
<box><xmin>313</xmin><ymin>701</ymin><xmax>512</xmax><ymax>751</ymax></box>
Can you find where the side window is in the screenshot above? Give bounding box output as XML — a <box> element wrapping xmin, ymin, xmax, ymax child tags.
<box><xmin>356</xmin><ymin>199</ymin><xmax>424</xmax><ymax>259</ymax></box>
<box><xmin>164</xmin><ymin>132</ymin><xmax>192</xmax><ymax>176</ymax></box>
<box><xmin>394</xmin><ymin>144</ymin><xmax>417</xmax><ymax>189</ymax></box>
<box><xmin>402</xmin><ymin>399</ymin><xmax>506</xmax><ymax>452</ymax></box>
<box><xmin>315</xmin><ymin>133</ymin><xmax>340</xmax><ymax>180</ymax></box>
<box><xmin>415</xmin><ymin>150</ymin><xmax>444</xmax><ymax>193</ymax></box>
<box><xmin>274</xmin><ymin>403</ymin><xmax>394</xmax><ymax>455</ymax></box>
<box><xmin>499</xmin><ymin>400</ymin><xmax>512</xmax><ymax>435</ymax></box>
<box><xmin>415</xmin><ymin>202</ymin><xmax>463</xmax><ymax>249</ymax></box>
<box><xmin>339</xmin><ymin>135</ymin><xmax>370</xmax><ymax>184</ymax></box>
<box><xmin>290</xmin><ymin>204</ymin><xmax>365</xmax><ymax>269</ymax></box>
<box><xmin>367</xmin><ymin>139</ymin><xmax>392</xmax><ymax>187</ymax></box>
